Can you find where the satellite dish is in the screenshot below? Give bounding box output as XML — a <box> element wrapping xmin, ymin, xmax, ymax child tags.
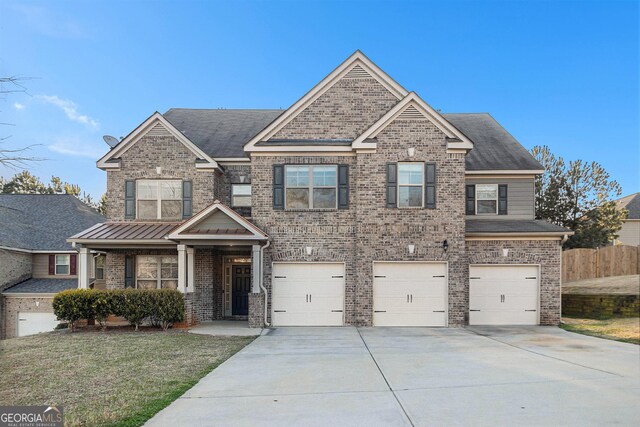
<box><xmin>103</xmin><ymin>135</ymin><xmax>120</xmax><ymax>148</ymax></box>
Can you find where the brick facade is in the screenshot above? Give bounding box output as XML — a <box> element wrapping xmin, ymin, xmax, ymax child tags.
<box><xmin>3</xmin><ymin>297</ymin><xmax>54</xmax><ymax>339</ymax></box>
<box><xmin>0</xmin><ymin>250</ymin><xmax>33</xmax><ymax>339</ymax></box>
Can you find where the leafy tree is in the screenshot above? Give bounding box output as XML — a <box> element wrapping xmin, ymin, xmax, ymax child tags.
<box><xmin>531</xmin><ymin>146</ymin><xmax>626</xmax><ymax>249</ymax></box>
<box><xmin>1</xmin><ymin>170</ymin><xmax>106</xmax><ymax>215</ymax></box>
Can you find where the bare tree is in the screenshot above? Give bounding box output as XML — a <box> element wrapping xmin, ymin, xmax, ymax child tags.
<box><xmin>0</xmin><ymin>76</ymin><xmax>41</xmax><ymax>168</ymax></box>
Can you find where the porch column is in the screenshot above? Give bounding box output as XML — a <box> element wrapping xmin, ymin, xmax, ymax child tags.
<box><xmin>186</xmin><ymin>247</ymin><xmax>195</xmax><ymax>293</ymax></box>
<box><xmin>251</xmin><ymin>244</ymin><xmax>261</xmax><ymax>293</ymax></box>
<box><xmin>177</xmin><ymin>244</ymin><xmax>187</xmax><ymax>293</ymax></box>
<box><xmin>78</xmin><ymin>247</ymin><xmax>92</xmax><ymax>289</ymax></box>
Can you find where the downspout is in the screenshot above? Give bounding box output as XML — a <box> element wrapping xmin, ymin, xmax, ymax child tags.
<box><xmin>259</xmin><ymin>239</ymin><xmax>271</xmax><ymax>327</ymax></box>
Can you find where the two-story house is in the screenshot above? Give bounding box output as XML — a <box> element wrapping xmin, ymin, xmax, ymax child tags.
<box><xmin>69</xmin><ymin>51</ymin><xmax>571</xmax><ymax>328</ymax></box>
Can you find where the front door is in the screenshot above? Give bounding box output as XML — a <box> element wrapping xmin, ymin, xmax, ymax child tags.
<box><xmin>232</xmin><ymin>265</ymin><xmax>251</xmax><ymax>316</ymax></box>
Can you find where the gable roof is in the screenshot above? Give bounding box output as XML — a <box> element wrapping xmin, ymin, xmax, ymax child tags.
<box><xmin>352</xmin><ymin>92</ymin><xmax>474</xmax><ymax>151</ymax></box>
<box><xmin>244</xmin><ymin>50</ymin><xmax>409</xmax><ymax>152</ymax></box>
<box><xmin>0</xmin><ymin>194</ymin><xmax>105</xmax><ymax>251</ymax></box>
<box><xmin>97</xmin><ymin>112</ymin><xmax>220</xmax><ymax>170</ymax></box>
<box><xmin>614</xmin><ymin>193</ymin><xmax>640</xmax><ymax>219</ymax></box>
<box><xmin>164</xmin><ymin>109</ymin><xmax>283</xmax><ymax>158</ymax></box>
<box><xmin>444</xmin><ymin>113</ymin><xmax>544</xmax><ymax>172</ymax></box>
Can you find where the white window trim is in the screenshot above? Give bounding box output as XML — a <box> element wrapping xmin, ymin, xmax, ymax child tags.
<box><xmin>397</xmin><ymin>162</ymin><xmax>425</xmax><ymax>208</ymax></box>
<box><xmin>136</xmin><ymin>180</ymin><xmax>182</xmax><ymax>220</ymax></box>
<box><xmin>231</xmin><ymin>184</ymin><xmax>252</xmax><ymax>207</ymax></box>
<box><xmin>135</xmin><ymin>255</ymin><xmax>178</xmax><ymax>289</ymax></box>
<box><xmin>55</xmin><ymin>254</ymin><xmax>70</xmax><ymax>276</ymax></box>
<box><xmin>284</xmin><ymin>165</ymin><xmax>338</xmax><ymax>210</ymax></box>
<box><xmin>476</xmin><ymin>184</ymin><xmax>499</xmax><ymax>215</ymax></box>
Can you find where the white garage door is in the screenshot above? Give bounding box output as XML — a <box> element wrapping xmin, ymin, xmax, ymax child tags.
<box><xmin>17</xmin><ymin>312</ymin><xmax>59</xmax><ymax>337</ymax></box>
<box><xmin>373</xmin><ymin>262</ymin><xmax>447</xmax><ymax>326</ymax></box>
<box><xmin>469</xmin><ymin>265</ymin><xmax>539</xmax><ymax>325</ymax></box>
<box><xmin>272</xmin><ymin>263</ymin><xmax>345</xmax><ymax>326</ymax></box>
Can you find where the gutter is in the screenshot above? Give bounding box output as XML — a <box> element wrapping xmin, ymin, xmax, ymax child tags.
<box><xmin>259</xmin><ymin>240</ymin><xmax>271</xmax><ymax>327</ymax></box>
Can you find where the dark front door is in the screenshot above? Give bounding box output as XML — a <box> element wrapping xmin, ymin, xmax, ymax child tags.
<box><xmin>232</xmin><ymin>265</ymin><xmax>251</xmax><ymax>316</ymax></box>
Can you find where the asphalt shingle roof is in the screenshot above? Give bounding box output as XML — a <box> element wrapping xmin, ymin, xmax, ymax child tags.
<box><xmin>162</xmin><ymin>109</ymin><xmax>541</xmax><ymax>172</ymax></box>
<box><xmin>466</xmin><ymin>219</ymin><xmax>571</xmax><ymax>234</ymax></box>
<box><xmin>0</xmin><ymin>194</ymin><xmax>105</xmax><ymax>251</ymax></box>
<box><xmin>443</xmin><ymin>113</ymin><xmax>543</xmax><ymax>171</ymax></box>
<box><xmin>163</xmin><ymin>109</ymin><xmax>284</xmax><ymax>158</ymax></box>
<box><xmin>615</xmin><ymin>193</ymin><xmax>640</xmax><ymax>219</ymax></box>
<box><xmin>3</xmin><ymin>278</ymin><xmax>77</xmax><ymax>294</ymax></box>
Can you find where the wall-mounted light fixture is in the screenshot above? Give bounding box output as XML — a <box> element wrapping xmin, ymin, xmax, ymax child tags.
<box><xmin>239</xmin><ymin>175</ymin><xmax>246</xmax><ymax>183</ymax></box>
<box><xmin>408</xmin><ymin>244</ymin><xmax>415</xmax><ymax>254</ymax></box>
<box><xmin>35</xmin><ymin>301</ymin><xmax>40</xmax><ymax>307</ymax></box>
<box><xmin>502</xmin><ymin>248</ymin><xmax>509</xmax><ymax>257</ymax></box>
<box><xmin>156</xmin><ymin>166</ymin><xmax>162</xmax><ymax>175</ymax></box>
<box><xmin>305</xmin><ymin>246</ymin><xmax>313</xmax><ymax>255</ymax></box>
<box><xmin>442</xmin><ymin>240</ymin><xmax>449</xmax><ymax>252</ymax></box>
<box><xmin>408</xmin><ymin>147</ymin><xmax>416</xmax><ymax>157</ymax></box>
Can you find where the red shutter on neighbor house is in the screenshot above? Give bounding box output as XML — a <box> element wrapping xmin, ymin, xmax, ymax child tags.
<box><xmin>70</xmin><ymin>254</ymin><xmax>77</xmax><ymax>275</ymax></box>
<box><xmin>48</xmin><ymin>254</ymin><xmax>55</xmax><ymax>275</ymax></box>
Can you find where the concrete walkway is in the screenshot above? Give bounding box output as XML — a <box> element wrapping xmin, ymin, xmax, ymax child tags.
<box><xmin>147</xmin><ymin>326</ymin><xmax>640</xmax><ymax>426</ymax></box>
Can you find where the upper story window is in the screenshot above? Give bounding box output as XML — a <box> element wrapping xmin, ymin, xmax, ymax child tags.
<box><xmin>398</xmin><ymin>163</ymin><xmax>424</xmax><ymax>208</ymax></box>
<box><xmin>476</xmin><ymin>184</ymin><xmax>498</xmax><ymax>214</ymax></box>
<box><xmin>285</xmin><ymin>165</ymin><xmax>337</xmax><ymax>209</ymax></box>
<box><xmin>232</xmin><ymin>184</ymin><xmax>252</xmax><ymax>207</ymax></box>
<box><xmin>136</xmin><ymin>255</ymin><xmax>178</xmax><ymax>289</ymax></box>
<box><xmin>55</xmin><ymin>255</ymin><xmax>70</xmax><ymax>275</ymax></box>
<box><xmin>137</xmin><ymin>180</ymin><xmax>182</xmax><ymax>220</ymax></box>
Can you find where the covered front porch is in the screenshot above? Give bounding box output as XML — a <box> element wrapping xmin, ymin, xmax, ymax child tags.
<box><xmin>68</xmin><ymin>201</ymin><xmax>269</xmax><ymax>326</ymax></box>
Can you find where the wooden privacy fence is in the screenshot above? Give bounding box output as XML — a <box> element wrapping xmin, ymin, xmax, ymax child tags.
<box><xmin>563</xmin><ymin>245</ymin><xmax>639</xmax><ymax>282</ymax></box>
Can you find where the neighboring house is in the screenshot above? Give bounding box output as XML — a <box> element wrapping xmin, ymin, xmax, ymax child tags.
<box><xmin>613</xmin><ymin>193</ymin><xmax>640</xmax><ymax>246</ymax></box>
<box><xmin>69</xmin><ymin>51</ymin><xmax>571</xmax><ymax>329</ymax></box>
<box><xmin>0</xmin><ymin>194</ymin><xmax>105</xmax><ymax>338</ymax></box>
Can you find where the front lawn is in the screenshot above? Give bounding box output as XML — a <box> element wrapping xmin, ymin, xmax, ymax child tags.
<box><xmin>561</xmin><ymin>317</ymin><xmax>640</xmax><ymax>345</ymax></box>
<box><xmin>0</xmin><ymin>329</ymin><xmax>254</xmax><ymax>427</ymax></box>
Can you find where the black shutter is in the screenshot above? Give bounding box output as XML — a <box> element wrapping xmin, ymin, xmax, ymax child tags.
<box><xmin>338</xmin><ymin>165</ymin><xmax>349</xmax><ymax>209</ymax></box>
<box><xmin>182</xmin><ymin>181</ymin><xmax>192</xmax><ymax>219</ymax></box>
<box><xmin>125</xmin><ymin>180</ymin><xmax>135</xmax><ymax>219</ymax></box>
<box><xmin>425</xmin><ymin>162</ymin><xmax>436</xmax><ymax>209</ymax></box>
<box><xmin>273</xmin><ymin>165</ymin><xmax>284</xmax><ymax>210</ymax></box>
<box><xmin>466</xmin><ymin>184</ymin><xmax>476</xmax><ymax>215</ymax></box>
<box><xmin>498</xmin><ymin>184</ymin><xmax>508</xmax><ymax>215</ymax></box>
<box><xmin>386</xmin><ymin>163</ymin><xmax>397</xmax><ymax>208</ymax></box>
<box><xmin>70</xmin><ymin>254</ymin><xmax>77</xmax><ymax>275</ymax></box>
<box><xmin>48</xmin><ymin>255</ymin><xmax>56</xmax><ymax>275</ymax></box>
<box><xmin>125</xmin><ymin>255</ymin><xmax>135</xmax><ymax>288</ymax></box>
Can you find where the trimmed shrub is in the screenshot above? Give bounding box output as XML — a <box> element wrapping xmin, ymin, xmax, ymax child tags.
<box><xmin>52</xmin><ymin>289</ymin><xmax>93</xmax><ymax>331</ymax></box>
<box><xmin>150</xmin><ymin>289</ymin><xmax>185</xmax><ymax>331</ymax></box>
<box><xmin>91</xmin><ymin>291</ymin><xmax>111</xmax><ymax>330</ymax></box>
<box><xmin>119</xmin><ymin>289</ymin><xmax>152</xmax><ymax>331</ymax></box>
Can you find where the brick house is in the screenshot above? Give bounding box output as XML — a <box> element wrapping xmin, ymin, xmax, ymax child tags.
<box><xmin>69</xmin><ymin>51</ymin><xmax>571</xmax><ymax>328</ymax></box>
<box><xmin>0</xmin><ymin>194</ymin><xmax>104</xmax><ymax>338</ymax></box>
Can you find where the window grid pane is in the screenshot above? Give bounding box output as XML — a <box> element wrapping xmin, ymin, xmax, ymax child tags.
<box><xmin>136</xmin><ymin>180</ymin><xmax>183</xmax><ymax>219</ymax></box>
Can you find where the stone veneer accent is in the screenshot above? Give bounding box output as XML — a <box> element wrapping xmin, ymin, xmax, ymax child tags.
<box><xmin>466</xmin><ymin>239</ymin><xmax>562</xmax><ymax>325</ymax></box>
<box><xmin>272</xmin><ymin>77</ymin><xmax>399</xmax><ymax>140</ymax></box>
<box><xmin>3</xmin><ymin>297</ymin><xmax>54</xmax><ymax>339</ymax></box>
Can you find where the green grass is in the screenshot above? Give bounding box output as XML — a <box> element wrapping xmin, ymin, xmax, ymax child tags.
<box><xmin>560</xmin><ymin>317</ymin><xmax>640</xmax><ymax>345</ymax></box>
<box><xmin>0</xmin><ymin>329</ymin><xmax>254</xmax><ymax>427</ymax></box>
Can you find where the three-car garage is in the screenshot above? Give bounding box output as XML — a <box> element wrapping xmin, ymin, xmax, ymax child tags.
<box><xmin>270</xmin><ymin>261</ymin><xmax>541</xmax><ymax>327</ymax></box>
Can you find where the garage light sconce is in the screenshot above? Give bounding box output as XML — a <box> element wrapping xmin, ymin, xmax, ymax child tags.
<box><xmin>502</xmin><ymin>248</ymin><xmax>509</xmax><ymax>257</ymax></box>
<box><xmin>35</xmin><ymin>301</ymin><xmax>40</xmax><ymax>307</ymax></box>
<box><xmin>305</xmin><ymin>246</ymin><xmax>313</xmax><ymax>255</ymax></box>
<box><xmin>407</xmin><ymin>147</ymin><xmax>416</xmax><ymax>157</ymax></box>
<box><xmin>408</xmin><ymin>244</ymin><xmax>415</xmax><ymax>254</ymax></box>
<box><xmin>442</xmin><ymin>240</ymin><xmax>449</xmax><ymax>252</ymax></box>
<box><xmin>156</xmin><ymin>166</ymin><xmax>162</xmax><ymax>175</ymax></box>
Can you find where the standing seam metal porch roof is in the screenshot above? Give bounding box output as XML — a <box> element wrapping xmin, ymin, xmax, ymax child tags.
<box><xmin>69</xmin><ymin>222</ymin><xmax>180</xmax><ymax>241</ymax></box>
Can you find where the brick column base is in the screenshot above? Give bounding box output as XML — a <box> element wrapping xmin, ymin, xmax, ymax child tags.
<box><xmin>248</xmin><ymin>293</ymin><xmax>264</xmax><ymax>328</ymax></box>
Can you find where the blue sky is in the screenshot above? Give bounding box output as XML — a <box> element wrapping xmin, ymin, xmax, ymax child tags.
<box><xmin>0</xmin><ymin>0</ymin><xmax>638</xmax><ymax>199</ymax></box>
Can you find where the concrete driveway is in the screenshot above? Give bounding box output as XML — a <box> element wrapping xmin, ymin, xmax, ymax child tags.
<box><xmin>146</xmin><ymin>326</ymin><xmax>640</xmax><ymax>426</ymax></box>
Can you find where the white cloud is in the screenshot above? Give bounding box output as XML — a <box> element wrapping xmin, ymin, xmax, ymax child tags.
<box><xmin>48</xmin><ymin>137</ymin><xmax>103</xmax><ymax>159</ymax></box>
<box><xmin>38</xmin><ymin>95</ymin><xmax>99</xmax><ymax>129</ymax></box>
<box><xmin>13</xmin><ymin>103</ymin><xmax>25</xmax><ymax>111</ymax></box>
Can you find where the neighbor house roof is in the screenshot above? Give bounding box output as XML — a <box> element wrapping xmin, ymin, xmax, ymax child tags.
<box><xmin>614</xmin><ymin>193</ymin><xmax>640</xmax><ymax>220</ymax></box>
<box><xmin>466</xmin><ymin>219</ymin><xmax>572</xmax><ymax>236</ymax></box>
<box><xmin>2</xmin><ymin>278</ymin><xmax>77</xmax><ymax>295</ymax></box>
<box><xmin>0</xmin><ymin>194</ymin><xmax>105</xmax><ymax>251</ymax></box>
<box><xmin>159</xmin><ymin>109</ymin><xmax>540</xmax><ymax>172</ymax></box>
<box><xmin>443</xmin><ymin>113</ymin><xmax>543</xmax><ymax>172</ymax></box>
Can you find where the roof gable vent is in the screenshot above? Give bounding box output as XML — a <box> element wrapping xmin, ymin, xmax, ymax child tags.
<box><xmin>397</xmin><ymin>105</ymin><xmax>426</xmax><ymax>120</ymax></box>
<box><xmin>344</xmin><ymin>64</ymin><xmax>372</xmax><ymax>79</ymax></box>
<box><xmin>147</xmin><ymin>122</ymin><xmax>171</xmax><ymax>137</ymax></box>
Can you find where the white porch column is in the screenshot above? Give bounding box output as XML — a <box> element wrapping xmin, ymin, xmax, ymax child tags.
<box><xmin>251</xmin><ymin>244</ymin><xmax>261</xmax><ymax>293</ymax></box>
<box><xmin>78</xmin><ymin>247</ymin><xmax>92</xmax><ymax>289</ymax></box>
<box><xmin>177</xmin><ymin>244</ymin><xmax>187</xmax><ymax>293</ymax></box>
<box><xmin>186</xmin><ymin>247</ymin><xmax>195</xmax><ymax>293</ymax></box>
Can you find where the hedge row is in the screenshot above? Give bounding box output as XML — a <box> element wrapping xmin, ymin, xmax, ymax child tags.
<box><xmin>52</xmin><ymin>289</ymin><xmax>185</xmax><ymax>331</ymax></box>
